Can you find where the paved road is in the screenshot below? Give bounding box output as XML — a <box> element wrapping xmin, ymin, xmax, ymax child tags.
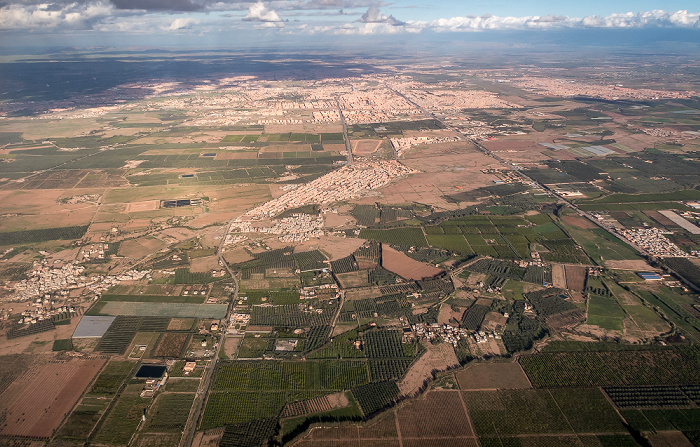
<box><xmin>181</xmin><ymin>222</ymin><xmax>240</xmax><ymax>447</ymax></box>
<box><xmin>386</xmin><ymin>82</ymin><xmax>651</xmax><ymax>259</ymax></box>
<box><xmin>336</xmin><ymin>99</ymin><xmax>353</xmax><ymax>165</ymax></box>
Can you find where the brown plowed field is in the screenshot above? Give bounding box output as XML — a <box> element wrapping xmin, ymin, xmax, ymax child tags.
<box><xmin>455</xmin><ymin>362</ymin><xmax>532</xmax><ymax>390</ymax></box>
<box><xmin>0</xmin><ymin>357</ymin><xmax>105</xmax><ymax>438</ymax></box>
<box><xmin>292</xmin><ymin>390</ymin><xmax>478</xmax><ymax>447</ymax></box>
<box><xmin>381</xmin><ymin>245</ymin><xmax>442</xmax><ymax>281</ymax></box>
<box><xmin>562</xmin><ymin>215</ymin><xmax>597</xmax><ymax>229</ymax></box>
<box><xmin>154</xmin><ymin>333</ymin><xmax>189</xmax><ymax>357</ymax></box>
<box><xmin>552</xmin><ymin>264</ymin><xmax>567</xmax><ymax>289</ymax></box>
<box><xmin>564</xmin><ymin>265</ymin><xmax>587</xmax><ymax>291</ymax></box>
<box><xmin>396</xmin><ymin>391</ymin><xmax>474</xmax><ymax>438</ymax></box>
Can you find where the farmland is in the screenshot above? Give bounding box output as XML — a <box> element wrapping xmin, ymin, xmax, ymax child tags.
<box><xmin>212</xmin><ymin>360</ymin><xmax>369</xmax><ymax>392</ymax></box>
<box><xmin>351</xmin><ymin>381</ymin><xmax>400</xmax><ymax>417</ymax></box>
<box><xmin>144</xmin><ymin>393</ymin><xmax>196</xmax><ymax>433</ymax></box>
<box><xmin>520</xmin><ymin>349</ymin><xmax>700</xmax><ymax>387</ymax></box>
<box><xmin>153</xmin><ymin>333</ymin><xmax>190</xmax><ymax>357</ymax></box>
<box><xmin>466</xmin><ymin>388</ymin><xmax>626</xmax><ymax>436</ymax></box>
<box><xmin>3</xmin><ymin>49</ymin><xmax>700</xmax><ymax>447</ymax></box>
<box><xmin>0</xmin><ymin>357</ymin><xmax>105</xmax><ymax>439</ymax></box>
<box><xmin>92</xmin><ymin>383</ymin><xmax>151</xmax><ymax>445</ymax></box>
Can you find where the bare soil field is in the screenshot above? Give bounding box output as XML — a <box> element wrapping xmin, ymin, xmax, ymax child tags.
<box><xmin>259</xmin><ymin>144</ymin><xmax>311</xmax><ymax>152</ymax></box>
<box><xmin>0</xmin><ymin>356</ymin><xmax>105</xmax><ymax>438</ymax></box>
<box><xmin>455</xmin><ymin>361</ymin><xmax>532</xmax><ymax>390</ymax></box>
<box><xmin>190</xmin><ymin>255</ymin><xmax>221</xmax><ymax>273</ymax></box>
<box><xmin>223</xmin><ymin>337</ymin><xmax>241</xmax><ymax>358</ymax></box>
<box><xmin>552</xmin><ymin>264</ymin><xmax>567</xmax><ymax>289</ymax></box>
<box><xmin>481</xmin><ymin>312</ymin><xmax>508</xmax><ymax>331</ymax></box>
<box><xmin>605</xmin><ymin>259</ymin><xmax>656</xmax><ymax>270</ymax></box>
<box><xmin>352</xmin><ymin>139</ymin><xmax>382</xmax><ymax>156</ymax></box>
<box><xmin>381</xmin><ymin>245</ymin><xmax>442</xmax><ymax>281</ymax></box>
<box><xmin>168</xmin><ymin>318</ymin><xmax>195</xmax><ymax>331</ymax></box>
<box><xmin>0</xmin><ymin>189</ymin><xmax>96</xmax><ymax>231</ymax></box>
<box><xmin>296</xmin><ymin>235</ymin><xmax>365</xmax><ymax>260</ymax></box>
<box><xmin>336</xmin><ymin>271</ymin><xmax>369</xmax><ymax>288</ymax></box>
<box><xmin>158</xmin><ymin>226</ymin><xmax>197</xmax><ymax>243</ymax></box>
<box><xmin>118</xmin><ymin>236</ymin><xmax>168</xmax><ymax>259</ymax></box>
<box><xmin>344</xmin><ymin>287</ymin><xmax>383</xmax><ymax>301</ymax></box>
<box><xmin>385</xmin><ymin>145</ymin><xmax>499</xmax><ymax>209</ymax></box>
<box><xmin>481</xmin><ymin>138</ymin><xmax>552</xmax><ymax>163</ymax></box>
<box><xmin>214</xmin><ymin>151</ymin><xmax>258</xmax><ymax>159</ymax></box>
<box><xmin>324</xmin><ymin>211</ymin><xmax>354</xmax><ymax>228</ymax></box>
<box><xmin>192</xmin><ymin>427</ymin><xmax>225</xmax><ymax>447</ymax></box>
<box><xmin>125</xmin><ymin>200</ymin><xmax>160</xmax><ymax>212</ymax></box>
<box><xmin>564</xmin><ymin>265</ymin><xmax>587</xmax><ymax>291</ymax></box>
<box><xmin>562</xmin><ymin>215</ymin><xmax>597</xmax><ymax>229</ymax></box>
<box><xmin>398</xmin><ymin>341</ymin><xmax>459</xmax><ymax>397</ymax></box>
<box><xmin>222</xmin><ymin>247</ymin><xmax>254</xmax><ymax>264</ymax></box>
<box><xmin>322</xmin><ymin>143</ymin><xmax>345</xmax><ymax>153</ymax></box>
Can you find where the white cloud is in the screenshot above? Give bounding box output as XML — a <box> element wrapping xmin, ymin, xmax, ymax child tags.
<box><xmin>358</xmin><ymin>6</ymin><xmax>403</xmax><ymax>26</ymax></box>
<box><xmin>411</xmin><ymin>9</ymin><xmax>700</xmax><ymax>33</ymax></box>
<box><xmin>244</xmin><ymin>2</ymin><xmax>284</xmax><ymax>23</ymax></box>
<box><xmin>164</xmin><ymin>17</ymin><xmax>200</xmax><ymax>30</ymax></box>
<box><xmin>0</xmin><ymin>1</ymin><xmax>115</xmax><ymax>30</ymax></box>
<box><xmin>294</xmin><ymin>8</ymin><xmax>700</xmax><ymax>36</ymax></box>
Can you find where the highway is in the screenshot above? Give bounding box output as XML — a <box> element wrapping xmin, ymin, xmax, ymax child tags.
<box><xmin>337</xmin><ymin>99</ymin><xmax>353</xmax><ymax>165</ymax></box>
<box><xmin>385</xmin><ymin>82</ymin><xmax>652</xmax><ymax>259</ymax></box>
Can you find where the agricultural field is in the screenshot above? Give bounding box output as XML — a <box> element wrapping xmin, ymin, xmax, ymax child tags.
<box><xmin>144</xmin><ymin>393</ymin><xmax>196</xmax><ymax>433</ymax></box>
<box><xmin>201</xmin><ymin>358</ymin><xmax>373</xmax><ymax>428</ymax></box>
<box><xmin>92</xmin><ymin>383</ymin><xmax>151</xmax><ymax>446</ymax></box>
<box><xmin>0</xmin><ymin>357</ymin><xmax>105</xmax><ymax>439</ymax></box>
<box><xmin>466</xmin><ymin>388</ymin><xmax>627</xmax><ymax>441</ymax></box>
<box><xmin>455</xmin><ymin>361</ymin><xmax>532</xmax><ymax>390</ymax></box>
<box><xmin>520</xmin><ymin>348</ymin><xmax>700</xmax><ymax>387</ymax></box>
<box><xmin>359</xmin><ymin>228</ymin><xmax>428</xmax><ymax>247</ymax></box>
<box><xmin>153</xmin><ymin>332</ymin><xmax>190</xmax><ymax>357</ymax></box>
<box><xmin>4</xmin><ymin>50</ymin><xmax>700</xmax><ymax>447</ymax></box>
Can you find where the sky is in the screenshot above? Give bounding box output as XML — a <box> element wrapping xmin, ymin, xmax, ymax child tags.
<box><xmin>0</xmin><ymin>0</ymin><xmax>699</xmax><ymax>50</ymax></box>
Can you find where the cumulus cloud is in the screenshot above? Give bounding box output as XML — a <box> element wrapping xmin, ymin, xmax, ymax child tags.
<box><xmin>358</xmin><ymin>6</ymin><xmax>403</xmax><ymax>26</ymax></box>
<box><xmin>164</xmin><ymin>17</ymin><xmax>200</xmax><ymax>30</ymax></box>
<box><xmin>244</xmin><ymin>1</ymin><xmax>284</xmax><ymax>23</ymax></box>
<box><xmin>412</xmin><ymin>9</ymin><xmax>700</xmax><ymax>33</ymax></box>
<box><xmin>0</xmin><ymin>1</ymin><xmax>114</xmax><ymax>30</ymax></box>
<box><xmin>310</xmin><ymin>8</ymin><xmax>700</xmax><ymax>36</ymax></box>
<box><xmin>111</xmin><ymin>0</ymin><xmax>205</xmax><ymax>11</ymax></box>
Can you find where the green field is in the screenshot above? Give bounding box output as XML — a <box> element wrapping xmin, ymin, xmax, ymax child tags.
<box><xmin>520</xmin><ymin>349</ymin><xmax>700</xmax><ymax>387</ymax></box>
<box><xmin>426</xmin><ymin>234</ymin><xmax>474</xmax><ymax>254</ymax></box>
<box><xmin>52</xmin><ymin>338</ymin><xmax>74</xmax><ymax>351</ymax></box>
<box><xmin>92</xmin><ymin>384</ymin><xmax>150</xmax><ymax>445</ymax></box>
<box><xmin>587</xmin><ymin>294</ymin><xmax>627</xmax><ymax>331</ymax></box>
<box><xmin>88</xmin><ymin>360</ymin><xmax>135</xmax><ymax>395</ymax></box>
<box><xmin>144</xmin><ymin>393</ymin><xmax>195</xmax><ymax>433</ymax></box>
<box><xmin>632</xmin><ymin>285</ymin><xmax>700</xmax><ymax>343</ymax></box>
<box><xmin>237</xmin><ymin>333</ymin><xmax>271</xmax><ymax>359</ymax></box>
<box><xmin>466</xmin><ymin>388</ymin><xmax>625</xmax><ymax>436</ymax></box>
<box><xmin>201</xmin><ymin>391</ymin><xmax>288</xmax><ymax>429</ymax></box>
<box><xmin>212</xmin><ymin>360</ymin><xmax>369</xmax><ymax>392</ymax></box>
<box><xmin>559</xmin><ymin>218</ymin><xmax>641</xmax><ymax>264</ymax></box>
<box><xmin>0</xmin><ymin>225</ymin><xmax>89</xmax><ymax>246</ymax></box>
<box><xmin>359</xmin><ymin>227</ymin><xmax>428</xmax><ymax>247</ymax></box>
<box><xmin>201</xmin><ymin>359</ymin><xmax>371</xmax><ymax>429</ymax></box>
